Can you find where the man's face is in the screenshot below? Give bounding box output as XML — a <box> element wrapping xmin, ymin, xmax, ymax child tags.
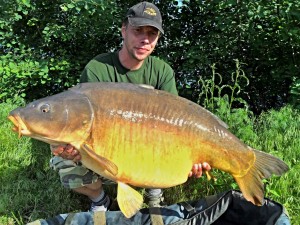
<box><xmin>121</xmin><ymin>23</ymin><xmax>160</xmax><ymax>62</ymax></box>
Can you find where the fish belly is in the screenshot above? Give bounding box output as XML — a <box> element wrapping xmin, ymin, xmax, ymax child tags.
<box><xmin>85</xmin><ymin>118</ymin><xmax>194</xmax><ymax>188</ymax></box>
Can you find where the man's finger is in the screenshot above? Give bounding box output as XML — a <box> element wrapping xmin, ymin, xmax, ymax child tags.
<box><xmin>53</xmin><ymin>148</ymin><xmax>64</xmax><ymax>156</ymax></box>
<box><xmin>65</xmin><ymin>144</ymin><xmax>75</xmax><ymax>153</ymax></box>
<box><xmin>202</xmin><ymin>162</ymin><xmax>211</xmax><ymax>171</ymax></box>
<box><xmin>195</xmin><ymin>163</ymin><xmax>203</xmax><ymax>178</ymax></box>
<box><xmin>71</xmin><ymin>149</ymin><xmax>79</xmax><ymax>156</ymax></box>
<box><xmin>73</xmin><ymin>155</ymin><xmax>82</xmax><ymax>162</ymax></box>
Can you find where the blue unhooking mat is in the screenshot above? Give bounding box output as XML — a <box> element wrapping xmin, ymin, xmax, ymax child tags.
<box><xmin>27</xmin><ymin>190</ymin><xmax>290</xmax><ymax>225</ymax></box>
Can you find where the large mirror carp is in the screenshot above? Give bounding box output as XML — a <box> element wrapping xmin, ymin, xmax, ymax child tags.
<box><xmin>8</xmin><ymin>82</ymin><xmax>289</xmax><ymax>218</ymax></box>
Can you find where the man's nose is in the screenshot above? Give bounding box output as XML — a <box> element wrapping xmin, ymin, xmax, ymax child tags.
<box><xmin>140</xmin><ymin>33</ymin><xmax>150</xmax><ymax>44</ymax></box>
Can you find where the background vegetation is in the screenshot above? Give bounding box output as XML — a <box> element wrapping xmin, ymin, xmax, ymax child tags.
<box><xmin>1</xmin><ymin>0</ymin><xmax>299</xmax><ymax>111</ymax></box>
<box><xmin>0</xmin><ymin>0</ymin><xmax>299</xmax><ymax>224</ymax></box>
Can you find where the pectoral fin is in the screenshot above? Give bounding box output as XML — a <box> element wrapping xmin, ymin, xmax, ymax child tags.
<box><xmin>81</xmin><ymin>143</ymin><xmax>118</xmax><ymax>176</ymax></box>
<box><xmin>117</xmin><ymin>182</ymin><xmax>143</xmax><ymax>218</ymax></box>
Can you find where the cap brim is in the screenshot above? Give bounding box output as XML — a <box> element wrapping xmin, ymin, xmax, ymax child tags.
<box><xmin>128</xmin><ymin>17</ymin><xmax>164</xmax><ymax>35</ymax></box>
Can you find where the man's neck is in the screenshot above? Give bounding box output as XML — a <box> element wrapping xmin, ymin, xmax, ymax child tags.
<box><xmin>119</xmin><ymin>48</ymin><xmax>144</xmax><ymax>71</ymax></box>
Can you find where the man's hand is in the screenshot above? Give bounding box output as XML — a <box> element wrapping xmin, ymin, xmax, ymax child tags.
<box><xmin>51</xmin><ymin>144</ymin><xmax>81</xmax><ymax>162</ymax></box>
<box><xmin>189</xmin><ymin>162</ymin><xmax>211</xmax><ymax>178</ymax></box>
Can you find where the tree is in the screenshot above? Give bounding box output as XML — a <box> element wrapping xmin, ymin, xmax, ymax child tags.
<box><xmin>1</xmin><ymin>0</ymin><xmax>299</xmax><ymax>111</ymax></box>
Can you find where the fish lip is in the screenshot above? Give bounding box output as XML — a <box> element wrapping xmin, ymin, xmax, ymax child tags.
<box><xmin>7</xmin><ymin>115</ymin><xmax>31</xmax><ymax>137</ymax></box>
<box><xmin>7</xmin><ymin>114</ymin><xmax>62</xmax><ymax>145</ymax></box>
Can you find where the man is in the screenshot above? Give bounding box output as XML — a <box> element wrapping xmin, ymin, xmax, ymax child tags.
<box><xmin>50</xmin><ymin>1</ymin><xmax>211</xmax><ymax>212</ymax></box>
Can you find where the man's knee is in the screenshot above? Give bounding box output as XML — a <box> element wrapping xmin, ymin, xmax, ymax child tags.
<box><xmin>50</xmin><ymin>156</ymin><xmax>98</xmax><ymax>189</ymax></box>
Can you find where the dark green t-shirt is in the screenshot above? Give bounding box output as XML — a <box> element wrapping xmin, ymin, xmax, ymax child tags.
<box><xmin>80</xmin><ymin>51</ymin><xmax>178</xmax><ymax>95</ymax></box>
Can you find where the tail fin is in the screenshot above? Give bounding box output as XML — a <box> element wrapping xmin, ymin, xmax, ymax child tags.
<box><xmin>234</xmin><ymin>149</ymin><xmax>289</xmax><ymax>205</ymax></box>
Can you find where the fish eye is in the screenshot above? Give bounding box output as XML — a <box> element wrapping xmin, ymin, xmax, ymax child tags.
<box><xmin>40</xmin><ymin>104</ymin><xmax>50</xmax><ymax>113</ymax></box>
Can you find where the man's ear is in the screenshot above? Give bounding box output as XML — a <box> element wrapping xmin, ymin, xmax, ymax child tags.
<box><xmin>121</xmin><ymin>24</ymin><xmax>126</xmax><ymax>38</ymax></box>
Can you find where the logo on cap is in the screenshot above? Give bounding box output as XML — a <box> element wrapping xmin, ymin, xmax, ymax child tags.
<box><xmin>144</xmin><ymin>7</ymin><xmax>157</xmax><ymax>16</ymax></box>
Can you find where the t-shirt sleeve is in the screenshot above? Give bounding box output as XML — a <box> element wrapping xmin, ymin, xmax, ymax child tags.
<box><xmin>158</xmin><ymin>63</ymin><xmax>178</xmax><ymax>96</ymax></box>
<box><xmin>79</xmin><ymin>53</ymin><xmax>115</xmax><ymax>83</ymax></box>
<box><xmin>80</xmin><ymin>67</ymin><xmax>101</xmax><ymax>83</ymax></box>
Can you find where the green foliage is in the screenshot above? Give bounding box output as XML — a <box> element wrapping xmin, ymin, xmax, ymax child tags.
<box><xmin>1</xmin><ymin>0</ymin><xmax>299</xmax><ymax>110</ymax></box>
<box><xmin>196</xmin><ymin>59</ymin><xmax>257</xmax><ymax>144</ymax></box>
<box><xmin>159</xmin><ymin>0</ymin><xmax>300</xmax><ymax>111</ymax></box>
<box><xmin>255</xmin><ymin>106</ymin><xmax>300</xmax><ymax>165</ymax></box>
<box><xmin>289</xmin><ymin>77</ymin><xmax>300</xmax><ymax>109</ymax></box>
<box><xmin>197</xmin><ymin>59</ymin><xmax>249</xmax><ymax>111</ymax></box>
<box><xmin>255</xmin><ymin>106</ymin><xmax>300</xmax><ymax>223</ymax></box>
<box><xmin>0</xmin><ymin>216</ymin><xmax>14</xmax><ymax>225</ymax></box>
<box><xmin>0</xmin><ymin>0</ymin><xmax>121</xmax><ymax>102</ymax></box>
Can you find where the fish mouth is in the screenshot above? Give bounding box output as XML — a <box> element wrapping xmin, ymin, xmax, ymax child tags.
<box><xmin>7</xmin><ymin>114</ymin><xmax>63</xmax><ymax>145</ymax></box>
<box><xmin>7</xmin><ymin>115</ymin><xmax>31</xmax><ymax>138</ymax></box>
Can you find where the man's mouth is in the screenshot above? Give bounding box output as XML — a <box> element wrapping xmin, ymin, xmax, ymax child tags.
<box><xmin>136</xmin><ymin>47</ymin><xmax>149</xmax><ymax>53</ymax></box>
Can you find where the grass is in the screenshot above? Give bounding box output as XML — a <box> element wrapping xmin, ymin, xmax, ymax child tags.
<box><xmin>254</xmin><ymin>106</ymin><xmax>300</xmax><ymax>219</ymax></box>
<box><xmin>0</xmin><ymin>100</ymin><xmax>90</xmax><ymax>224</ymax></box>
<box><xmin>0</xmin><ymin>99</ymin><xmax>299</xmax><ymax>224</ymax></box>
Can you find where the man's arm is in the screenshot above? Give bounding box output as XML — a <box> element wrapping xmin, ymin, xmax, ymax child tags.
<box><xmin>51</xmin><ymin>144</ymin><xmax>81</xmax><ymax>162</ymax></box>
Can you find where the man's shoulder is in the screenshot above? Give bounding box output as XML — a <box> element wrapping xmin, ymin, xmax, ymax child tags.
<box><xmin>91</xmin><ymin>52</ymin><xmax>116</xmax><ymax>63</ymax></box>
<box><xmin>80</xmin><ymin>52</ymin><xmax>118</xmax><ymax>82</ymax></box>
<box><xmin>85</xmin><ymin>52</ymin><xmax>118</xmax><ymax>71</ymax></box>
<box><xmin>148</xmin><ymin>55</ymin><xmax>169</xmax><ymax>65</ymax></box>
